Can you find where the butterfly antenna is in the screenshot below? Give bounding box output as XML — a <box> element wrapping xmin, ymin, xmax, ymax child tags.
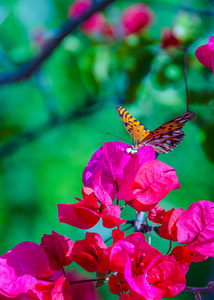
<box><xmin>107</xmin><ymin>132</ymin><xmax>130</xmax><ymax>143</ymax></box>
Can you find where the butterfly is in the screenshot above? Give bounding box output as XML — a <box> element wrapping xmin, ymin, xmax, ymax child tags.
<box><xmin>117</xmin><ymin>105</ymin><xmax>195</xmax><ymax>154</ymax></box>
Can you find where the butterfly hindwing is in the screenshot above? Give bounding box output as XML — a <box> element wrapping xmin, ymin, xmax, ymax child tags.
<box><xmin>117</xmin><ymin>105</ymin><xmax>151</xmax><ymax>143</ymax></box>
<box><xmin>140</xmin><ymin>111</ymin><xmax>195</xmax><ymax>153</ymax></box>
<box><xmin>117</xmin><ymin>105</ymin><xmax>195</xmax><ymax>154</ymax></box>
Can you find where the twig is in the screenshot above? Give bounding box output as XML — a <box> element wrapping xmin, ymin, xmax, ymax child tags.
<box><xmin>0</xmin><ymin>0</ymin><xmax>116</xmax><ymax>85</ymax></box>
<box><xmin>135</xmin><ymin>212</ymin><xmax>145</xmax><ymax>232</ymax></box>
<box><xmin>194</xmin><ymin>292</ymin><xmax>202</xmax><ymax>300</ymax></box>
<box><xmin>184</xmin><ymin>285</ymin><xmax>214</xmax><ymax>294</ymax></box>
<box><xmin>0</xmin><ymin>100</ymin><xmax>99</xmax><ymax>159</ymax></box>
<box><xmin>140</xmin><ymin>224</ymin><xmax>160</xmax><ymax>234</ymax></box>
<box><xmin>183</xmin><ymin>47</ymin><xmax>189</xmax><ymax>112</ymax></box>
<box><xmin>181</xmin><ymin>38</ymin><xmax>200</xmax><ymax>112</ymax></box>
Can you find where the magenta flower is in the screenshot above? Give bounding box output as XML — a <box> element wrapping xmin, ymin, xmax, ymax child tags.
<box><xmin>121</xmin><ymin>3</ymin><xmax>153</xmax><ymax>36</ymax></box>
<box><xmin>195</xmin><ymin>36</ymin><xmax>214</xmax><ymax>74</ymax></box>
<box><xmin>0</xmin><ymin>242</ymin><xmax>53</xmax><ymax>298</ymax></box>
<box><xmin>176</xmin><ymin>200</ymin><xmax>214</xmax><ymax>259</ymax></box>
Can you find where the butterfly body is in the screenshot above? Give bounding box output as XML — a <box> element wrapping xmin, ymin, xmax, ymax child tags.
<box><xmin>117</xmin><ymin>105</ymin><xmax>195</xmax><ymax>154</ymax></box>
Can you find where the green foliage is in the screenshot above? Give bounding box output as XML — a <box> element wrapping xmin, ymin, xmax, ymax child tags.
<box><xmin>0</xmin><ymin>0</ymin><xmax>214</xmax><ymax>299</ymax></box>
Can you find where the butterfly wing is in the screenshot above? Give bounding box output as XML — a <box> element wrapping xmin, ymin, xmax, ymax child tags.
<box><xmin>117</xmin><ymin>105</ymin><xmax>151</xmax><ymax>143</ymax></box>
<box><xmin>141</xmin><ymin>111</ymin><xmax>195</xmax><ymax>154</ymax></box>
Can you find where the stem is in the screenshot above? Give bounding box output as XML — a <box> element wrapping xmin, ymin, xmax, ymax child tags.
<box><xmin>69</xmin><ymin>278</ymin><xmax>105</xmax><ymax>285</ymax></box>
<box><xmin>166</xmin><ymin>240</ymin><xmax>172</xmax><ymax>255</ymax></box>
<box><xmin>121</xmin><ymin>203</ymin><xmax>128</xmax><ymax>211</ymax></box>
<box><xmin>181</xmin><ymin>38</ymin><xmax>200</xmax><ymax>112</ymax></box>
<box><xmin>184</xmin><ymin>48</ymin><xmax>189</xmax><ymax>112</ymax></box>
<box><xmin>184</xmin><ymin>286</ymin><xmax>214</xmax><ymax>293</ymax></box>
<box><xmin>180</xmin><ymin>46</ymin><xmax>189</xmax><ymax>111</ymax></box>
<box><xmin>194</xmin><ymin>292</ymin><xmax>202</xmax><ymax>300</ymax></box>
<box><xmin>135</xmin><ymin>212</ymin><xmax>145</xmax><ymax>232</ymax></box>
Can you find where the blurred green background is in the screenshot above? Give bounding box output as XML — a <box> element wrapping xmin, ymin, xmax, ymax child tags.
<box><xmin>0</xmin><ymin>0</ymin><xmax>214</xmax><ymax>299</ymax></box>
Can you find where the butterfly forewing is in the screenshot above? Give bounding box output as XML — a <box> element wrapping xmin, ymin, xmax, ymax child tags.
<box><xmin>117</xmin><ymin>105</ymin><xmax>151</xmax><ymax>143</ymax></box>
<box><xmin>117</xmin><ymin>105</ymin><xmax>195</xmax><ymax>154</ymax></box>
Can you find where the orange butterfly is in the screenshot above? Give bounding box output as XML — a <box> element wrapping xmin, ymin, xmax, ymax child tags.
<box><xmin>117</xmin><ymin>105</ymin><xmax>195</xmax><ymax>154</ymax></box>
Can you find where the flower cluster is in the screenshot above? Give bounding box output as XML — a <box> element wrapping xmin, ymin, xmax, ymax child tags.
<box><xmin>161</xmin><ymin>28</ymin><xmax>181</xmax><ymax>49</ymax></box>
<box><xmin>58</xmin><ymin>142</ymin><xmax>179</xmax><ymax>229</ymax></box>
<box><xmin>0</xmin><ymin>142</ymin><xmax>214</xmax><ymax>299</ymax></box>
<box><xmin>32</xmin><ymin>2</ymin><xmax>182</xmax><ymax>51</ymax></box>
<box><xmin>68</xmin><ymin>1</ymin><xmax>153</xmax><ymax>38</ymax></box>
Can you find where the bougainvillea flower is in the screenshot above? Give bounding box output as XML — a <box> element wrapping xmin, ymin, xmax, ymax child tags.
<box><xmin>177</xmin><ymin>200</ymin><xmax>214</xmax><ymax>258</ymax></box>
<box><xmin>119</xmin><ymin>294</ymin><xmax>133</xmax><ymax>300</ymax></box>
<box><xmin>146</xmin><ymin>255</ymin><xmax>186</xmax><ymax>298</ymax></box>
<box><xmin>86</xmin><ymin>142</ymin><xmax>155</xmax><ymax>203</ymax></box>
<box><xmin>71</xmin><ymin>232</ymin><xmax>107</xmax><ymax>273</ymax></box>
<box><xmin>58</xmin><ymin>188</ymin><xmax>125</xmax><ymax>229</ymax></box>
<box><xmin>124</xmin><ymin>256</ymin><xmax>164</xmax><ymax>300</ymax></box>
<box><xmin>68</xmin><ymin>0</ymin><xmax>106</xmax><ymax>35</ymax></box>
<box><xmin>101</xmin><ymin>204</ymin><xmax>126</xmax><ymax>228</ymax></box>
<box><xmin>35</xmin><ymin>276</ymin><xmax>71</xmax><ymax>299</ymax></box>
<box><xmin>161</xmin><ymin>28</ymin><xmax>181</xmax><ymax>49</ymax></box>
<box><xmin>109</xmin><ymin>273</ymin><xmax>129</xmax><ymax>295</ymax></box>
<box><xmin>83</xmin><ymin>142</ymin><xmax>125</xmax><ymax>201</ymax></box>
<box><xmin>170</xmin><ymin>246</ymin><xmax>195</xmax><ymax>275</ymax></box>
<box><xmin>195</xmin><ymin>36</ymin><xmax>214</xmax><ymax>74</ymax></box>
<box><xmin>83</xmin><ymin>142</ymin><xmax>156</xmax><ymax>203</ymax></box>
<box><xmin>115</xmin><ymin>145</ymin><xmax>156</xmax><ymax>201</ymax></box>
<box><xmin>125</xmin><ymin>254</ymin><xmax>186</xmax><ymax>299</ymax></box>
<box><xmin>121</xmin><ymin>3</ymin><xmax>153</xmax><ymax>36</ymax></box>
<box><xmin>159</xmin><ymin>208</ymin><xmax>184</xmax><ymax>241</ymax></box>
<box><xmin>99</xmin><ymin>232</ymin><xmax>161</xmax><ymax>274</ymax></box>
<box><xmin>68</xmin><ymin>0</ymin><xmax>116</xmax><ymax>39</ymax></box>
<box><xmin>58</xmin><ymin>193</ymin><xmax>101</xmax><ymax>229</ymax></box>
<box><xmin>0</xmin><ymin>242</ymin><xmax>53</xmax><ymax>298</ymax></box>
<box><xmin>40</xmin><ymin>231</ymin><xmax>74</xmax><ymax>271</ymax></box>
<box><xmin>0</xmin><ymin>294</ymin><xmax>34</xmax><ymax>299</ymax></box>
<box><xmin>67</xmin><ymin>270</ymin><xmax>101</xmax><ymax>300</ymax></box>
<box><xmin>112</xmin><ymin>229</ymin><xmax>125</xmax><ymax>243</ymax></box>
<box><xmin>148</xmin><ymin>205</ymin><xmax>166</xmax><ymax>224</ymax></box>
<box><xmin>130</xmin><ymin>160</ymin><xmax>180</xmax><ymax>212</ymax></box>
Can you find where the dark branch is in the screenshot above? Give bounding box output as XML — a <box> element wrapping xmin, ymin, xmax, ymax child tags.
<box><xmin>0</xmin><ymin>0</ymin><xmax>115</xmax><ymax>85</ymax></box>
<box><xmin>0</xmin><ymin>100</ymin><xmax>100</xmax><ymax>159</ymax></box>
<box><xmin>184</xmin><ymin>285</ymin><xmax>214</xmax><ymax>294</ymax></box>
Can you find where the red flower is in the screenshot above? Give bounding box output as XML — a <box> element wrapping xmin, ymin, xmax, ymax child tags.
<box><xmin>159</xmin><ymin>208</ymin><xmax>184</xmax><ymax>241</ymax></box>
<box><xmin>67</xmin><ymin>270</ymin><xmax>101</xmax><ymax>300</ymax></box>
<box><xmin>0</xmin><ymin>242</ymin><xmax>53</xmax><ymax>298</ymax></box>
<box><xmin>68</xmin><ymin>0</ymin><xmax>114</xmax><ymax>37</ymax></box>
<box><xmin>58</xmin><ymin>187</ymin><xmax>126</xmax><ymax>229</ymax></box>
<box><xmin>130</xmin><ymin>161</ymin><xmax>180</xmax><ymax>213</ymax></box>
<box><xmin>83</xmin><ymin>141</ymin><xmax>156</xmax><ymax>202</ymax></box>
<box><xmin>170</xmin><ymin>246</ymin><xmax>195</xmax><ymax>275</ymax></box>
<box><xmin>125</xmin><ymin>254</ymin><xmax>186</xmax><ymax>299</ymax></box>
<box><xmin>121</xmin><ymin>3</ymin><xmax>153</xmax><ymax>36</ymax></box>
<box><xmin>148</xmin><ymin>205</ymin><xmax>166</xmax><ymax>224</ymax></box>
<box><xmin>71</xmin><ymin>232</ymin><xmax>107</xmax><ymax>272</ymax></box>
<box><xmin>195</xmin><ymin>36</ymin><xmax>214</xmax><ymax>74</ymax></box>
<box><xmin>99</xmin><ymin>232</ymin><xmax>161</xmax><ymax>275</ymax></box>
<box><xmin>35</xmin><ymin>276</ymin><xmax>72</xmax><ymax>300</ymax></box>
<box><xmin>161</xmin><ymin>28</ymin><xmax>181</xmax><ymax>49</ymax></box>
<box><xmin>177</xmin><ymin>200</ymin><xmax>214</xmax><ymax>259</ymax></box>
<box><xmin>40</xmin><ymin>231</ymin><xmax>74</xmax><ymax>271</ymax></box>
